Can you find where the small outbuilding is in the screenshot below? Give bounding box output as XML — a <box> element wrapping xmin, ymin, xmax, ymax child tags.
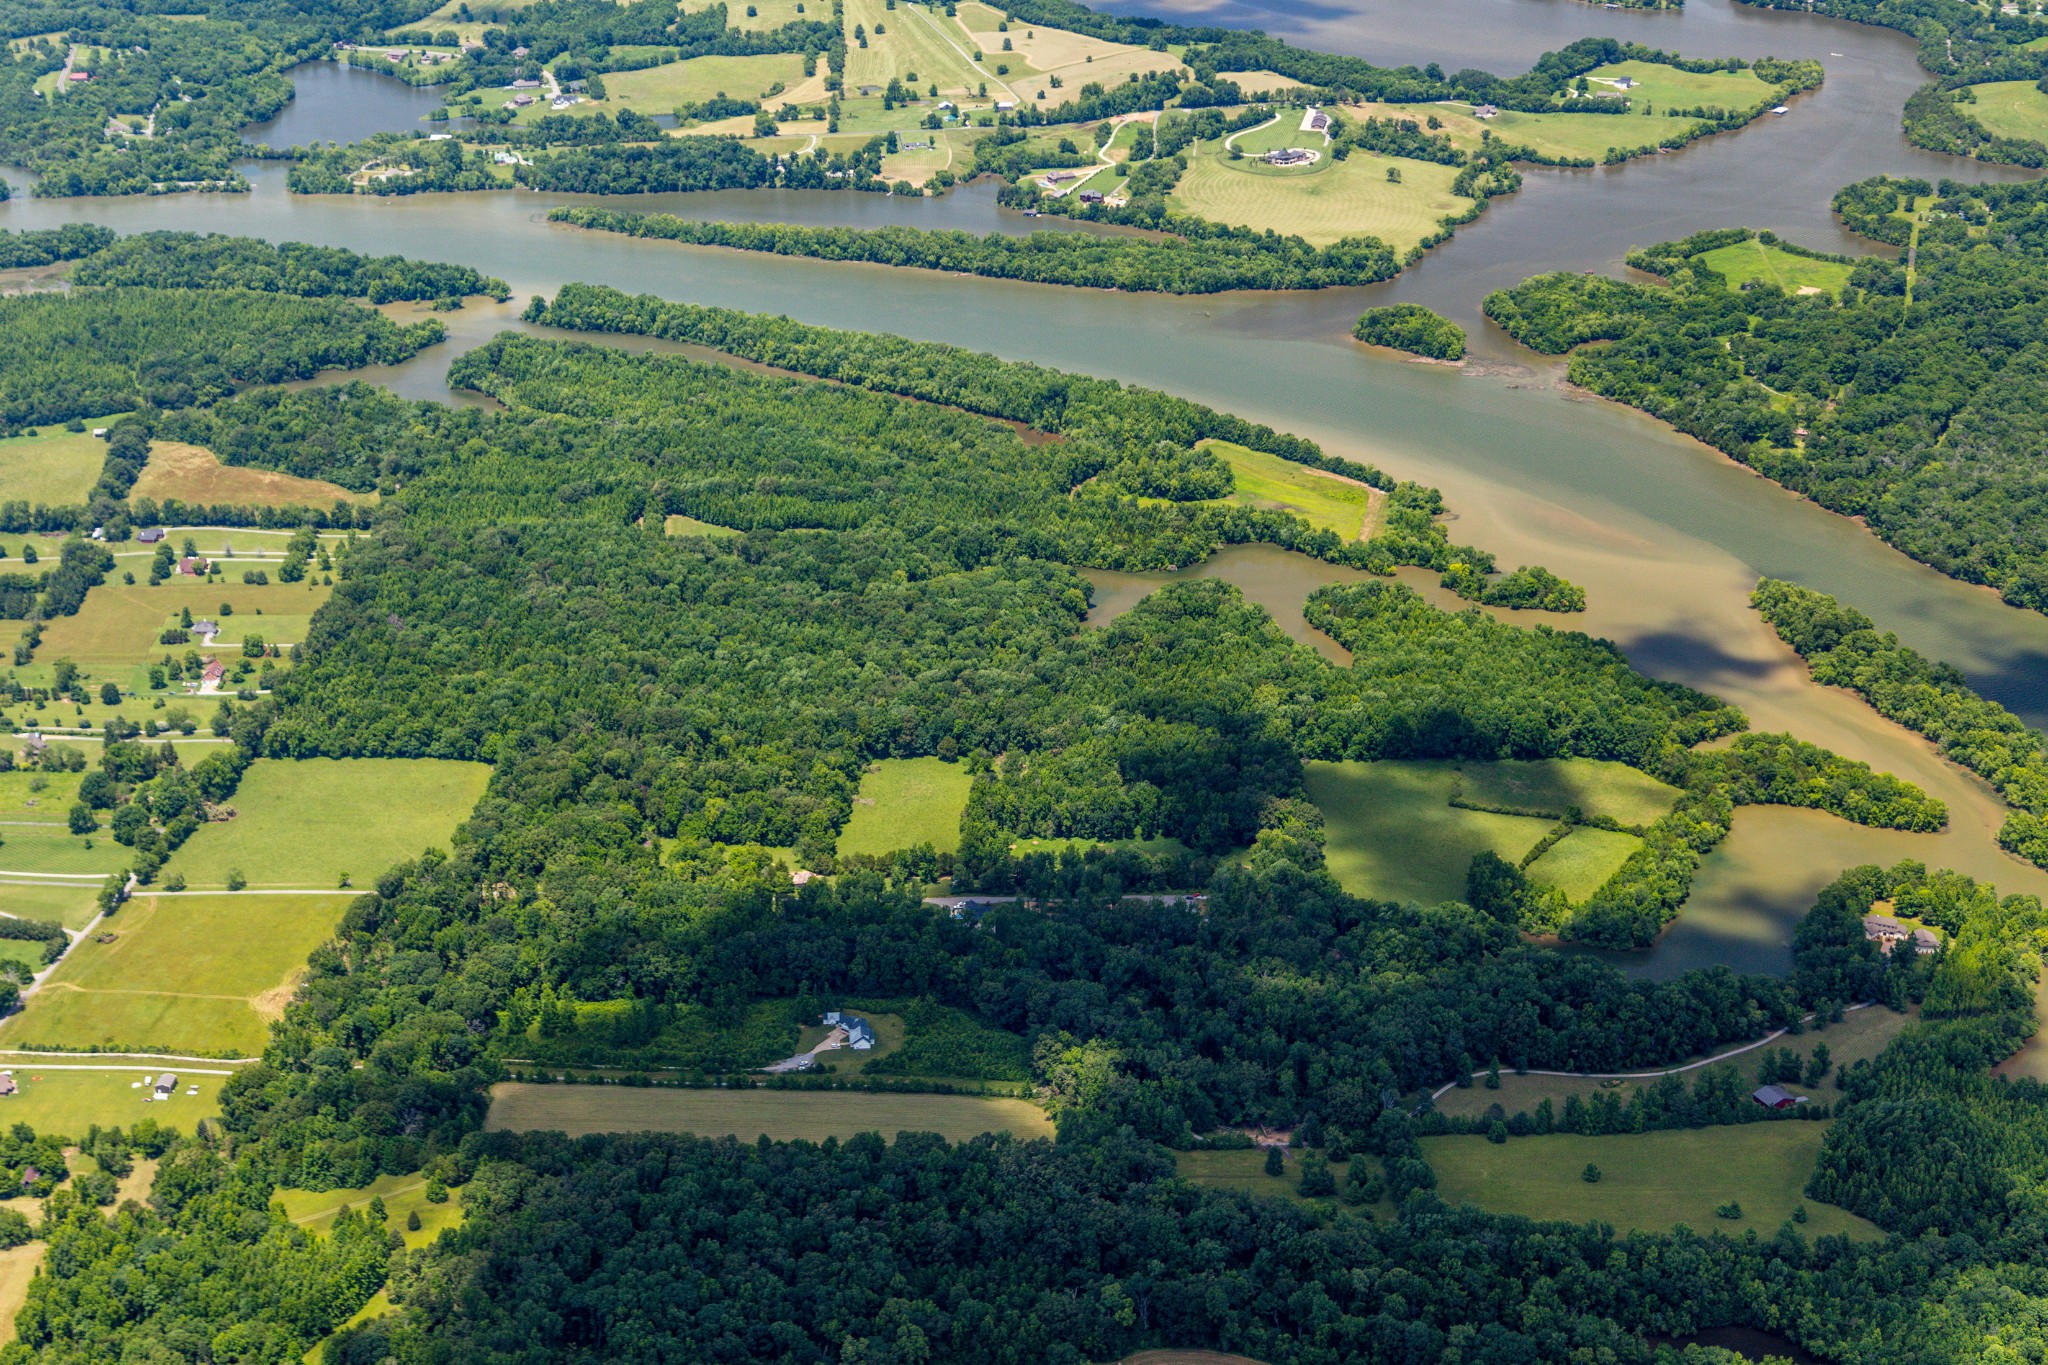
<box><xmin>1752</xmin><ymin>1084</ymin><xmax>1806</xmax><ymax>1110</ymax></box>
<box><xmin>0</xmin><ymin>1075</ymin><xmax>16</xmax><ymax>1098</ymax></box>
<box><xmin>154</xmin><ymin>1073</ymin><xmax>178</xmax><ymax>1099</ymax></box>
<box><xmin>1913</xmin><ymin>928</ymin><xmax>1941</xmax><ymax>956</ymax></box>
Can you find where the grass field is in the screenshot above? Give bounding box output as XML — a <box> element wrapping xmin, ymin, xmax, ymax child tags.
<box><xmin>1695</xmin><ymin>238</ymin><xmax>1855</xmax><ymax>296</ymax></box>
<box><xmin>1423</xmin><ymin>1124</ymin><xmax>1882</xmax><ymax>1240</ymax></box>
<box><xmin>0</xmin><ymin>1066</ymin><xmax>223</xmax><ymax>1137</ymax></box>
<box><xmin>836</xmin><ymin>757</ymin><xmax>973</xmax><ymax>858</ymax></box>
<box><xmin>276</xmin><ymin>1171</ymin><xmax>465</xmax><ymax>1250</ymax></box>
<box><xmin>1196</xmin><ymin>439</ymin><xmax>1381</xmax><ymax>540</ymax></box>
<box><xmin>1523</xmin><ymin>827</ymin><xmax>1643</xmax><ymax>901</ymax></box>
<box><xmin>847</xmin><ymin>0</ymin><xmax>984</xmax><ymax>96</ymax></box>
<box><xmin>1174</xmin><ymin>1147</ymin><xmax>1394</xmax><ymax>1218</ymax></box>
<box><xmin>131</xmin><ymin>443</ymin><xmax>362</xmax><ymax>510</ymax></box>
<box><xmin>484</xmin><ymin>1083</ymin><xmax>1055</xmax><ymax>1141</ymax></box>
<box><xmin>1173</xmin><ymin>146</ymin><xmax>1469</xmax><ymax>251</ymax></box>
<box><xmin>664</xmin><ymin>514</ymin><xmax>741</xmax><ymax>538</ymax></box>
<box><xmin>1010</xmin><ymin>834</ymin><xmax>1191</xmax><ymax>859</ymax></box>
<box><xmin>1433</xmin><ymin>1004</ymin><xmax>1911</xmax><ymax>1122</ymax></box>
<box><xmin>602</xmin><ymin>51</ymin><xmax>810</xmax><ymax>109</ymax></box>
<box><xmin>1960</xmin><ymin>79</ymin><xmax>2048</xmax><ymax>144</ymax></box>
<box><xmin>5</xmin><ymin>892</ymin><xmax>355</xmax><ymax>1056</ymax></box>
<box><xmin>0</xmin><ymin>826</ymin><xmax>129</xmax><ymax>880</ymax></box>
<box><xmin>0</xmin><ymin>881</ymin><xmax>100</xmax><ymax>931</ymax></box>
<box><xmin>718</xmin><ymin>0</ymin><xmax>812</xmax><ymax>31</ymax></box>
<box><xmin>0</xmin><ymin>1242</ymin><xmax>38</xmax><ymax>1346</ymax></box>
<box><xmin>0</xmin><ymin>421</ymin><xmax>121</xmax><ymax>506</ymax></box>
<box><xmin>0</xmin><ymin>768</ymin><xmax>83</xmax><ymax>818</ymax></box>
<box><xmin>1305</xmin><ymin>761</ymin><xmax>1555</xmax><ymax>906</ymax></box>
<box><xmin>951</xmin><ymin>0</ymin><xmax>1181</xmax><ymax>101</ymax></box>
<box><xmin>27</xmin><ymin>577</ymin><xmax>333</xmax><ymax>692</ymax></box>
<box><xmin>1455</xmin><ymin>758</ymin><xmax>1681</xmax><ymax>826</ymax></box>
<box><xmin>164</xmin><ymin>757</ymin><xmax>489</xmax><ymax>890</ymax></box>
<box><xmin>1213</xmin><ymin>68</ymin><xmax>1302</xmax><ymax>96</ymax></box>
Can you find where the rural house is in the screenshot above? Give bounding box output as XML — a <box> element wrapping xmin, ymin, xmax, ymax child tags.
<box><xmin>200</xmin><ymin>657</ymin><xmax>225</xmax><ymax>689</ymax></box>
<box><xmin>138</xmin><ymin>527</ymin><xmax>165</xmax><ymax>544</ymax></box>
<box><xmin>821</xmin><ymin>1010</ymin><xmax>877</xmax><ymax>1049</ymax></box>
<box><xmin>192</xmin><ymin>619</ymin><xmax>218</xmax><ymax>637</ymax></box>
<box><xmin>154</xmin><ymin>1073</ymin><xmax>178</xmax><ymax>1099</ymax></box>
<box><xmin>1474</xmin><ymin>103</ymin><xmax>1499</xmax><ymax>119</ymax></box>
<box><xmin>1752</xmin><ymin>1085</ymin><xmax>1807</xmax><ymax>1110</ymax></box>
<box><xmin>178</xmin><ymin>555</ymin><xmax>208</xmax><ymax>576</ymax></box>
<box><xmin>1862</xmin><ymin>914</ymin><xmax>1908</xmax><ymax>949</ymax></box>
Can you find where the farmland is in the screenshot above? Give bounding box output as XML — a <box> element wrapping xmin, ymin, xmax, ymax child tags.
<box><xmin>483</xmin><ymin>1083</ymin><xmax>1055</xmax><ymax>1141</ymax></box>
<box><xmin>845</xmin><ymin>0</ymin><xmax>984</xmax><ymax>96</ymax></box>
<box><xmin>601</xmin><ymin>51</ymin><xmax>812</xmax><ymax>110</ymax></box>
<box><xmin>1522</xmin><ymin>827</ymin><xmax>1642</xmax><ymax>901</ymax></box>
<box><xmin>1422</xmin><ymin>1124</ymin><xmax>1883</xmax><ymax>1240</ymax></box>
<box><xmin>131</xmin><ymin>442</ymin><xmax>363</xmax><ymax>510</ymax></box>
<box><xmin>1172</xmin><ymin>145</ymin><xmax>1470</xmax><ymax>252</ymax></box>
<box><xmin>4</xmin><ymin>892</ymin><xmax>355</xmax><ymax>1056</ymax></box>
<box><xmin>163</xmin><ymin>757</ymin><xmax>491</xmax><ymax>890</ymax></box>
<box><xmin>24</xmin><ymin>576</ymin><xmax>334</xmax><ymax>693</ymax></box>
<box><xmin>1455</xmin><ymin>758</ymin><xmax>1681</xmax><ymax>826</ymax></box>
<box><xmin>0</xmin><ymin>880</ymin><xmax>99</xmax><ymax>931</ymax></box>
<box><xmin>0</xmin><ymin>420</ymin><xmax>119</xmax><ymax>506</ymax></box>
<box><xmin>835</xmin><ymin>756</ymin><xmax>973</xmax><ymax>858</ymax></box>
<box><xmin>951</xmin><ymin>0</ymin><xmax>1182</xmax><ymax>102</ymax></box>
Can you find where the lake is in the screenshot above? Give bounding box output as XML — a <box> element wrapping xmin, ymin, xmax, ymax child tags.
<box><xmin>5</xmin><ymin>0</ymin><xmax>2046</xmax><ymax>976</ymax></box>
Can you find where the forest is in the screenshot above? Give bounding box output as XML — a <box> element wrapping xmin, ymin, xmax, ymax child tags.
<box><xmin>1486</xmin><ymin>181</ymin><xmax>2048</xmax><ymax>616</ymax></box>
<box><xmin>1352</xmin><ymin>304</ymin><xmax>1467</xmax><ymax>360</ymax></box>
<box><xmin>69</xmin><ymin>231</ymin><xmax>510</xmax><ymax>301</ymax></box>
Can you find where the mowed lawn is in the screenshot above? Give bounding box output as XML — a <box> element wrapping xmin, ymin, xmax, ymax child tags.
<box><xmin>1695</xmin><ymin>238</ymin><xmax>1854</xmax><ymax>296</ymax></box>
<box><xmin>1960</xmin><ymin>80</ymin><xmax>2048</xmax><ymax>144</ymax></box>
<box><xmin>1423</xmin><ymin>1124</ymin><xmax>1883</xmax><ymax>1240</ymax></box>
<box><xmin>0</xmin><ymin>1066</ymin><xmax>224</xmax><ymax>1137</ymax></box>
<box><xmin>1198</xmin><ymin>439</ymin><xmax>1381</xmax><ymax>540</ymax></box>
<box><xmin>0</xmin><ymin>420</ymin><xmax>122</xmax><ymax>506</ymax></box>
<box><xmin>5</xmin><ymin>892</ymin><xmax>356</xmax><ymax>1055</ymax></box>
<box><xmin>484</xmin><ymin>1083</ymin><xmax>1054</xmax><ymax>1141</ymax></box>
<box><xmin>131</xmin><ymin>442</ymin><xmax>364</xmax><ymax>511</ymax></box>
<box><xmin>1305</xmin><ymin>761</ymin><xmax>1554</xmax><ymax>906</ymax></box>
<box><xmin>1173</xmin><ymin>147</ymin><xmax>1469</xmax><ymax>251</ymax></box>
<box><xmin>602</xmin><ymin>51</ymin><xmax>811</xmax><ymax>108</ymax></box>
<box><xmin>836</xmin><ymin>756</ymin><xmax>973</xmax><ymax>858</ymax></box>
<box><xmin>1456</xmin><ymin>758</ymin><xmax>1681</xmax><ymax>826</ymax></box>
<box><xmin>164</xmin><ymin>757</ymin><xmax>492</xmax><ymax>890</ymax></box>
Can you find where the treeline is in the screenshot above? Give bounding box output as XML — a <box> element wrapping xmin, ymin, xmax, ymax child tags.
<box><xmin>0</xmin><ymin>223</ymin><xmax>114</xmax><ymax>268</ymax></box>
<box><xmin>1353</xmin><ymin>303</ymin><xmax>1466</xmax><ymax>360</ymax></box>
<box><xmin>1754</xmin><ymin>577</ymin><xmax>2048</xmax><ymax>868</ymax></box>
<box><xmin>70</xmin><ymin>232</ymin><xmax>511</xmax><ymax>302</ymax></box>
<box><xmin>1484</xmin><ymin>188</ymin><xmax>2048</xmax><ymax>616</ymax></box>
<box><xmin>548</xmin><ymin>205</ymin><xmax>1404</xmax><ymax>293</ymax></box>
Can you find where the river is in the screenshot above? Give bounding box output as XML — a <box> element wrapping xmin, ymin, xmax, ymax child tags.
<box><xmin>5</xmin><ymin>0</ymin><xmax>2046</xmax><ymax>977</ymax></box>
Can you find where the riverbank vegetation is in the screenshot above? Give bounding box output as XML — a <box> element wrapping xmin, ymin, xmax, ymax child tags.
<box><xmin>1352</xmin><ymin>302</ymin><xmax>1467</xmax><ymax>359</ymax></box>
<box><xmin>1487</xmin><ymin>186</ymin><xmax>2048</xmax><ymax>616</ymax></box>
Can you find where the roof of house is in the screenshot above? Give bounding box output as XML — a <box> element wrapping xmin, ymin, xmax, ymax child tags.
<box><xmin>156</xmin><ymin>1073</ymin><xmax>177</xmax><ymax>1090</ymax></box>
<box><xmin>1863</xmin><ymin>913</ymin><xmax>1905</xmax><ymax>932</ymax></box>
<box><xmin>1753</xmin><ymin>1084</ymin><xmax>1798</xmax><ymax>1106</ymax></box>
<box><xmin>1914</xmin><ymin>928</ymin><xmax>1941</xmax><ymax>948</ymax></box>
<box><xmin>139</xmin><ymin>527</ymin><xmax>164</xmax><ymax>542</ymax></box>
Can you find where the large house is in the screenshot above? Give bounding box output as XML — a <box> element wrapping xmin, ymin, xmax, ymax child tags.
<box><xmin>1863</xmin><ymin>914</ymin><xmax>1909</xmax><ymax>950</ymax></box>
<box><xmin>822</xmin><ymin>1010</ymin><xmax>877</xmax><ymax>1050</ymax></box>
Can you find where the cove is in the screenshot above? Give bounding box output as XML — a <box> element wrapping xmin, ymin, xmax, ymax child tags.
<box><xmin>8</xmin><ymin>0</ymin><xmax>2048</xmax><ymax>977</ymax></box>
<box><xmin>239</xmin><ymin>61</ymin><xmax>448</xmax><ymax>150</ymax></box>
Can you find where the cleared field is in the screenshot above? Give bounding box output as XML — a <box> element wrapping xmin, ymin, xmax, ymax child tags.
<box><xmin>0</xmin><ymin>421</ymin><xmax>120</xmax><ymax>506</ymax></box>
<box><xmin>0</xmin><ymin>1066</ymin><xmax>223</xmax><ymax>1136</ymax></box>
<box><xmin>484</xmin><ymin>1083</ymin><xmax>1055</xmax><ymax>1141</ymax></box>
<box><xmin>5</xmin><ymin>892</ymin><xmax>355</xmax><ymax>1056</ymax></box>
<box><xmin>847</xmin><ymin>0</ymin><xmax>984</xmax><ymax>95</ymax></box>
<box><xmin>1174</xmin><ymin>1147</ymin><xmax>1393</xmax><ymax>1218</ymax></box>
<box><xmin>664</xmin><ymin>514</ymin><xmax>741</xmax><ymax>538</ymax></box>
<box><xmin>0</xmin><ymin>827</ymin><xmax>130</xmax><ymax>881</ymax></box>
<box><xmin>952</xmin><ymin>0</ymin><xmax>1181</xmax><ymax>99</ymax></box>
<box><xmin>1959</xmin><ymin>80</ymin><xmax>2048</xmax><ymax>144</ymax></box>
<box><xmin>276</xmin><ymin>1171</ymin><xmax>465</xmax><ymax>1249</ymax></box>
<box><xmin>1213</xmin><ymin>69</ymin><xmax>1302</xmax><ymax>96</ymax></box>
<box><xmin>836</xmin><ymin>757</ymin><xmax>973</xmax><ymax>858</ymax></box>
<box><xmin>1173</xmin><ymin>146</ymin><xmax>1469</xmax><ymax>251</ymax></box>
<box><xmin>29</xmin><ymin>577</ymin><xmax>333</xmax><ymax>690</ymax></box>
<box><xmin>1695</xmin><ymin>238</ymin><xmax>1854</xmax><ymax>296</ymax></box>
<box><xmin>602</xmin><ymin>51</ymin><xmax>810</xmax><ymax>109</ymax></box>
<box><xmin>0</xmin><ymin>1242</ymin><xmax>39</xmax><ymax>1346</ymax></box>
<box><xmin>1197</xmin><ymin>438</ymin><xmax>1380</xmax><ymax>539</ymax></box>
<box><xmin>1423</xmin><ymin>1124</ymin><xmax>1882</xmax><ymax>1240</ymax></box>
<box><xmin>1435</xmin><ymin>1003</ymin><xmax>1911</xmax><ymax>1121</ymax></box>
<box><xmin>164</xmin><ymin>757</ymin><xmax>491</xmax><ymax>890</ymax></box>
<box><xmin>0</xmin><ymin>881</ymin><xmax>99</xmax><ymax>931</ymax></box>
<box><xmin>1524</xmin><ymin>827</ymin><xmax>1642</xmax><ymax>901</ymax></box>
<box><xmin>718</xmin><ymin>0</ymin><xmax>812</xmax><ymax>31</ymax></box>
<box><xmin>1305</xmin><ymin>761</ymin><xmax>1554</xmax><ymax>906</ymax></box>
<box><xmin>132</xmin><ymin>443</ymin><xmax>362</xmax><ymax>510</ymax></box>
<box><xmin>1010</xmin><ymin>834</ymin><xmax>1190</xmax><ymax>859</ymax></box>
<box><xmin>1456</xmin><ymin>758</ymin><xmax>1681</xmax><ymax>826</ymax></box>
<box><xmin>0</xmin><ymin>768</ymin><xmax>83</xmax><ymax>818</ymax></box>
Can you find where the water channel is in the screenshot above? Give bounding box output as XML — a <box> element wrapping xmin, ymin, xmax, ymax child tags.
<box><xmin>5</xmin><ymin>0</ymin><xmax>2047</xmax><ymax>976</ymax></box>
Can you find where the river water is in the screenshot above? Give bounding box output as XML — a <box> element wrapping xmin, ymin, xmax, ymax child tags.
<box><xmin>5</xmin><ymin>0</ymin><xmax>2046</xmax><ymax>976</ymax></box>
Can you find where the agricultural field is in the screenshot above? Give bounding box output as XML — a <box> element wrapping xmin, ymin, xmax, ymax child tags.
<box><xmin>1195</xmin><ymin>439</ymin><xmax>1381</xmax><ymax>540</ymax></box>
<box><xmin>1433</xmin><ymin>1002</ymin><xmax>1911</xmax><ymax>1121</ymax></box>
<box><xmin>483</xmin><ymin>1083</ymin><xmax>1055</xmax><ymax>1141</ymax></box>
<box><xmin>276</xmin><ymin>1171</ymin><xmax>465</xmax><ymax>1250</ymax></box>
<box><xmin>1959</xmin><ymin>80</ymin><xmax>2048</xmax><ymax>144</ymax></box>
<box><xmin>1422</xmin><ymin>1124</ymin><xmax>1883</xmax><ymax>1240</ymax></box>
<box><xmin>835</xmin><ymin>756</ymin><xmax>973</xmax><ymax>858</ymax></box>
<box><xmin>0</xmin><ymin>826</ymin><xmax>129</xmax><ymax>881</ymax></box>
<box><xmin>1455</xmin><ymin>758</ymin><xmax>1681</xmax><ymax>826</ymax></box>
<box><xmin>163</xmin><ymin>757</ymin><xmax>492</xmax><ymax>891</ymax></box>
<box><xmin>1522</xmin><ymin>827</ymin><xmax>1642</xmax><ymax>901</ymax></box>
<box><xmin>601</xmin><ymin>51</ymin><xmax>812</xmax><ymax>111</ymax></box>
<box><xmin>0</xmin><ymin>767</ymin><xmax>83</xmax><ymax>818</ymax></box>
<box><xmin>1214</xmin><ymin>69</ymin><xmax>1302</xmax><ymax>97</ymax></box>
<box><xmin>131</xmin><ymin>442</ymin><xmax>363</xmax><ymax>510</ymax></box>
<box><xmin>0</xmin><ymin>1066</ymin><xmax>224</xmax><ymax>1137</ymax></box>
<box><xmin>1172</xmin><ymin>145</ymin><xmax>1470</xmax><ymax>251</ymax></box>
<box><xmin>0</xmin><ymin>880</ymin><xmax>99</xmax><ymax>931</ymax></box>
<box><xmin>717</xmin><ymin>0</ymin><xmax>813</xmax><ymax>31</ymax></box>
<box><xmin>0</xmin><ymin>1241</ymin><xmax>39</xmax><ymax>1347</ymax></box>
<box><xmin>1694</xmin><ymin>238</ymin><xmax>1855</xmax><ymax>296</ymax></box>
<box><xmin>846</xmin><ymin>0</ymin><xmax>984</xmax><ymax>96</ymax></box>
<box><xmin>4</xmin><ymin>892</ymin><xmax>356</xmax><ymax>1056</ymax></box>
<box><xmin>23</xmin><ymin>576</ymin><xmax>334</xmax><ymax>693</ymax></box>
<box><xmin>951</xmin><ymin>0</ymin><xmax>1183</xmax><ymax>102</ymax></box>
<box><xmin>1304</xmin><ymin>761</ymin><xmax>1556</xmax><ymax>906</ymax></box>
<box><xmin>0</xmin><ymin>420</ymin><xmax>121</xmax><ymax>506</ymax></box>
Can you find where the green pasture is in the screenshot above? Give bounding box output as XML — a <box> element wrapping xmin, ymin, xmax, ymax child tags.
<box><xmin>1423</xmin><ymin>1124</ymin><xmax>1882</xmax><ymax>1240</ymax></box>
<box><xmin>602</xmin><ymin>51</ymin><xmax>810</xmax><ymax>109</ymax></box>
<box><xmin>1695</xmin><ymin>238</ymin><xmax>1855</xmax><ymax>296</ymax></box>
<box><xmin>484</xmin><ymin>1082</ymin><xmax>1055</xmax><ymax>1141</ymax></box>
<box><xmin>24</xmin><ymin>577</ymin><xmax>332</xmax><ymax>691</ymax></box>
<box><xmin>1173</xmin><ymin>145</ymin><xmax>1468</xmax><ymax>251</ymax></box>
<box><xmin>1174</xmin><ymin>1147</ymin><xmax>1394</xmax><ymax>1217</ymax></box>
<box><xmin>163</xmin><ymin>757</ymin><xmax>491</xmax><ymax>891</ymax></box>
<box><xmin>276</xmin><ymin>1171</ymin><xmax>465</xmax><ymax>1249</ymax></box>
<box><xmin>0</xmin><ymin>1066</ymin><xmax>224</xmax><ymax>1138</ymax></box>
<box><xmin>0</xmin><ymin>768</ymin><xmax>83</xmax><ymax>818</ymax></box>
<box><xmin>846</xmin><ymin>0</ymin><xmax>983</xmax><ymax>94</ymax></box>
<box><xmin>1435</xmin><ymin>1003</ymin><xmax>1912</xmax><ymax>1122</ymax></box>
<box><xmin>0</xmin><ymin>881</ymin><xmax>99</xmax><ymax>931</ymax></box>
<box><xmin>718</xmin><ymin>0</ymin><xmax>812</xmax><ymax>31</ymax></box>
<box><xmin>664</xmin><ymin>514</ymin><xmax>741</xmax><ymax>538</ymax></box>
<box><xmin>1523</xmin><ymin>827</ymin><xmax>1642</xmax><ymax>901</ymax></box>
<box><xmin>1304</xmin><ymin>761</ymin><xmax>1555</xmax><ymax>906</ymax></box>
<box><xmin>1455</xmin><ymin>758</ymin><xmax>1681</xmax><ymax>826</ymax></box>
<box><xmin>0</xmin><ymin>419</ymin><xmax>122</xmax><ymax>506</ymax></box>
<box><xmin>1584</xmin><ymin>59</ymin><xmax>1772</xmax><ymax>110</ymax></box>
<box><xmin>0</xmin><ymin>827</ymin><xmax>130</xmax><ymax>880</ymax></box>
<box><xmin>1197</xmin><ymin>438</ymin><xmax>1380</xmax><ymax>539</ymax></box>
<box><xmin>835</xmin><ymin>757</ymin><xmax>973</xmax><ymax>858</ymax></box>
<box><xmin>6</xmin><ymin>892</ymin><xmax>355</xmax><ymax>1056</ymax></box>
<box><xmin>1959</xmin><ymin>80</ymin><xmax>2048</xmax><ymax>144</ymax></box>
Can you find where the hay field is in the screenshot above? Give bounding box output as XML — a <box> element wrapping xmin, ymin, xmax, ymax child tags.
<box><xmin>1198</xmin><ymin>439</ymin><xmax>1381</xmax><ymax>540</ymax></box>
<box><xmin>1173</xmin><ymin>146</ymin><xmax>1468</xmax><ymax>251</ymax></box>
<box><xmin>1305</xmin><ymin>761</ymin><xmax>1555</xmax><ymax>906</ymax></box>
<box><xmin>0</xmin><ymin>421</ymin><xmax>121</xmax><ymax>506</ymax></box>
<box><xmin>1523</xmin><ymin>827</ymin><xmax>1643</xmax><ymax>901</ymax></box>
<box><xmin>836</xmin><ymin>756</ymin><xmax>973</xmax><ymax>858</ymax></box>
<box><xmin>602</xmin><ymin>51</ymin><xmax>810</xmax><ymax>108</ymax></box>
<box><xmin>132</xmin><ymin>443</ymin><xmax>362</xmax><ymax>510</ymax></box>
<box><xmin>1456</xmin><ymin>758</ymin><xmax>1681</xmax><ymax>826</ymax></box>
<box><xmin>484</xmin><ymin>1083</ymin><xmax>1054</xmax><ymax>1141</ymax></box>
<box><xmin>847</xmin><ymin>0</ymin><xmax>983</xmax><ymax>94</ymax></box>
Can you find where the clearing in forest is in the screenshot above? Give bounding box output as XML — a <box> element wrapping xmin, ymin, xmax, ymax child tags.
<box><xmin>1454</xmin><ymin>757</ymin><xmax>1681</xmax><ymax>827</ymax></box>
<box><xmin>275</xmin><ymin>1171</ymin><xmax>465</xmax><ymax>1249</ymax></box>
<box><xmin>1422</xmin><ymin>1124</ymin><xmax>1883</xmax><ymax>1240</ymax></box>
<box><xmin>163</xmin><ymin>757</ymin><xmax>492</xmax><ymax>891</ymax></box>
<box><xmin>1694</xmin><ymin>238</ymin><xmax>1854</xmax><ymax>296</ymax></box>
<box><xmin>483</xmin><ymin>1082</ymin><xmax>1054</xmax><ymax>1141</ymax></box>
<box><xmin>1172</xmin><ymin>146</ymin><xmax>1469</xmax><ymax>251</ymax></box>
<box><xmin>25</xmin><ymin>576</ymin><xmax>333</xmax><ymax>692</ymax></box>
<box><xmin>0</xmin><ymin>419</ymin><xmax>123</xmax><ymax>506</ymax></box>
<box><xmin>131</xmin><ymin>442</ymin><xmax>364</xmax><ymax>511</ymax></box>
<box><xmin>4</xmin><ymin>892</ymin><xmax>355</xmax><ymax>1055</ymax></box>
<box><xmin>1955</xmin><ymin>80</ymin><xmax>2048</xmax><ymax>144</ymax></box>
<box><xmin>1196</xmin><ymin>439</ymin><xmax>1382</xmax><ymax>540</ymax></box>
<box><xmin>836</xmin><ymin>756</ymin><xmax>973</xmax><ymax>857</ymax></box>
